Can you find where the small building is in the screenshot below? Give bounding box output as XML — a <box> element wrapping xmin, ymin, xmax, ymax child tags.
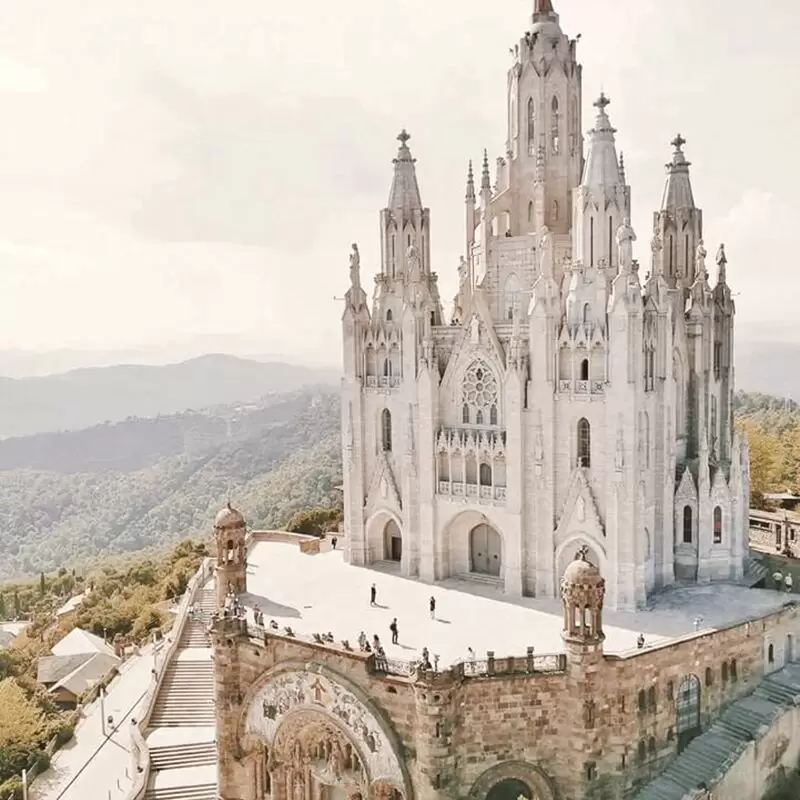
<box><xmin>37</xmin><ymin>627</ymin><xmax>119</xmax><ymax>708</ymax></box>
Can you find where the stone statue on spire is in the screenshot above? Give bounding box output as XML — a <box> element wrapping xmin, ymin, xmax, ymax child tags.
<box><xmin>539</xmin><ymin>226</ymin><xmax>554</xmax><ymax>277</ymax></box>
<box><xmin>349</xmin><ymin>243</ymin><xmax>361</xmax><ymax>291</ymax></box>
<box><xmin>695</xmin><ymin>239</ymin><xmax>708</xmax><ymax>279</ymax></box>
<box><xmin>616</xmin><ymin>218</ymin><xmax>636</xmax><ymax>272</ymax></box>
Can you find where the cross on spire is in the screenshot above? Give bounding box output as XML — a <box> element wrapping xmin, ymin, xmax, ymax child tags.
<box><xmin>576</xmin><ymin>544</ymin><xmax>589</xmax><ymax>561</ymax></box>
<box><xmin>397</xmin><ymin>129</ymin><xmax>411</xmax><ymax>146</ymax></box>
<box><xmin>593</xmin><ymin>92</ymin><xmax>610</xmax><ymax>110</ymax></box>
<box><xmin>671</xmin><ymin>133</ymin><xmax>686</xmax><ymax>151</ymax></box>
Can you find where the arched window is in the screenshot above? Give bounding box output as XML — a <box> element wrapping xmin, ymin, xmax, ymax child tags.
<box><xmin>705</xmin><ymin>667</ymin><xmax>713</xmax><ymax>687</ymax></box>
<box><xmin>721</xmin><ymin>662</ymin><xmax>728</xmax><ymax>684</ymax></box>
<box><xmin>381</xmin><ymin>409</ymin><xmax>392</xmax><ymax>452</ymax></box>
<box><xmin>683</xmin><ymin>506</ymin><xmax>693</xmax><ymax>544</ymax></box>
<box><xmin>476</xmin><ymin>410</ymin><xmax>484</xmax><ymax>425</ymax></box>
<box><xmin>527</xmin><ymin>200</ymin><xmax>534</xmax><ymax>224</ymax></box>
<box><xmin>527</xmin><ymin>98</ymin><xmax>536</xmax><ymax>156</ymax></box>
<box><xmin>479</xmin><ymin>463</ymin><xmax>492</xmax><ymax>487</ymax></box>
<box><xmin>503</xmin><ymin>273</ymin><xmax>521</xmax><ymax>320</ymax></box>
<box><xmin>768</xmin><ymin>643</ymin><xmax>774</xmax><ymax>664</ymax></box>
<box><xmin>550</xmin><ymin>96</ymin><xmax>560</xmax><ymax>154</ymax></box>
<box><xmin>713</xmin><ymin>506</ymin><xmax>722</xmax><ymax>544</ymax></box>
<box><xmin>383</xmin><ymin>358</ymin><xmax>392</xmax><ymax>377</ymax></box>
<box><xmin>490</xmin><ymin>405</ymin><xmax>498</xmax><ymax>426</ymax></box>
<box><xmin>552</xmin><ymin>199</ymin><xmax>559</xmax><ymax>223</ymax></box>
<box><xmin>580</xmin><ymin>359</ymin><xmax>589</xmax><ymax>381</ymax></box>
<box><xmin>582</xmin><ymin>302</ymin><xmax>591</xmax><ymax>325</ymax></box>
<box><xmin>386</xmin><ymin>309</ymin><xmax>393</xmax><ymax>322</ymax></box>
<box><xmin>637</xmin><ymin>740</ymin><xmax>646</xmax><ymax>763</ymax></box>
<box><xmin>577</xmin><ymin>418</ymin><xmax>591</xmax><ymax>467</ymax></box>
<box><xmin>647</xmin><ymin>686</ymin><xmax>656</xmax><ymax>712</ymax></box>
<box><xmin>731</xmin><ymin>659</ymin><xmax>738</xmax><ymax>681</ymax></box>
<box><xmin>462</xmin><ymin>404</ymin><xmax>470</xmax><ymax>424</ymax></box>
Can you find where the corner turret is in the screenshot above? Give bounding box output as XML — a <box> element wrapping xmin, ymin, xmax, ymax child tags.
<box><xmin>561</xmin><ymin>545</ymin><xmax>605</xmax><ymax>658</ymax></box>
<box><xmin>214</xmin><ymin>502</ymin><xmax>247</xmax><ymax>610</ymax></box>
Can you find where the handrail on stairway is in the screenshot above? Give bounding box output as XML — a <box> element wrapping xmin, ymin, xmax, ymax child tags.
<box><xmin>125</xmin><ymin>556</ymin><xmax>215</xmax><ymax>800</ymax></box>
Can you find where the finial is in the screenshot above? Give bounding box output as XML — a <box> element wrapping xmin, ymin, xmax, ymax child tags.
<box><xmin>481</xmin><ymin>149</ymin><xmax>491</xmax><ymax>190</ymax></box>
<box><xmin>716</xmin><ymin>243</ymin><xmax>727</xmax><ymax>266</ymax></box>
<box><xmin>671</xmin><ymin>133</ymin><xmax>686</xmax><ymax>152</ymax></box>
<box><xmin>226</xmin><ymin>500</ymin><xmax>232</xmax><ymax>510</ymax></box>
<box><xmin>576</xmin><ymin>544</ymin><xmax>589</xmax><ymax>562</ymax></box>
<box><xmin>397</xmin><ymin>129</ymin><xmax>411</xmax><ymax>146</ymax></box>
<box><xmin>716</xmin><ymin>243</ymin><xmax>727</xmax><ymax>284</ymax></box>
<box><xmin>467</xmin><ymin>160</ymin><xmax>474</xmax><ymax>182</ymax></box>
<box><xmin>618</xmin><ymin>151</ymin><xmax>626</xmax><ymax>183</ymax></box>
<box><xmin>593</xmin><ymin>92</ymin><xmax>611</xmax><ymax>111</ymax></box>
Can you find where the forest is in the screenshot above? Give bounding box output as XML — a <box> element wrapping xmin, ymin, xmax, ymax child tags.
<box><xmin>733</xmin><ymin>391</ymin><xmax>800</xmax><ymax>508</ymax></box>
<box><xmin>0</xmin><ymin>388</ymin><xmax>342</xmax><ymax>581</ymax></box>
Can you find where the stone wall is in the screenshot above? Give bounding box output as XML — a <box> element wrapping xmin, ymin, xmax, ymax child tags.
<box><xmin>213</xmin><ymin>603</ymin><xmax>799</xmax><ymax>800</ymax></box>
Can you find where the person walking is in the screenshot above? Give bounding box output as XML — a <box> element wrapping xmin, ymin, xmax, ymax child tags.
<box><xmin>370</xmin><ymin>583</ymin><xmax>377</xmax><ymax>606</ymax></box>
<box><xmin>429</xmin><ymin>596</ymin><xmax>436</xmax><ymax>620</ymax></box>
<box><xmin>331</xmin><ymin>536</ymin><xmax>338</xmax><ymax>550</ymax></box>
<box><xmin>390</xmin><ymin>618</ymin><xmax>399</xmax><ymax>645</ymax></box>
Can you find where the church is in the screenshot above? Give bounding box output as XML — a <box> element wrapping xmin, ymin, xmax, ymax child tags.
<box><xmin>340</xmin><ymin>0</ymin><xmax>749</xmax><ymax>611</ymax></box>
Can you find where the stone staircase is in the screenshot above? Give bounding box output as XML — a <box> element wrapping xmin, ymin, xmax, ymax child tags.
<box><xmin>634</xmin><ymin>661</ymin><xmax>800</xmax><ymax>800</ymax></box>
<box><xmin>143</xmin><ymin>581</ymin><xmax>218</xmax><ymax>799</ymax></box>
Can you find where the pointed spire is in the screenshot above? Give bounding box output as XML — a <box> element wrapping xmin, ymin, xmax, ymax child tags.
<box><xmin>618</xmin><ymin>151</ymin><xmax>626</xmax><ymax>184</ymax></box>
<box><xmin>388</xmin><ymin>128</ymin><xmax>423</xmax><ymax>211</ymax></box>
<box><xmin>660</xmin><ymin>133</ymin><xmax>695</xmax><ymax>210</ymax></box>
<box><xmin>465</xmin><ymin>160</ymin><xmax>475</xmax><ymax>200</ymax></box>
<box><xmin>716</xmin><ymin>243</ymin><xmax>727</xmax><ymax>284</ymax></box>
<box><xmin>581</xmin><ymin>93</ymin><xmax>621</xmax><ymax>188</ymax></box>
<box><xmin>480</xmin><ymin>149</ymin><xmax>491</xmax><ymax>191</ymax></box>
<box><xmin>533</xmin><ymin>0</ymin><xmax>558</xmax><ymax>22</ymax></box>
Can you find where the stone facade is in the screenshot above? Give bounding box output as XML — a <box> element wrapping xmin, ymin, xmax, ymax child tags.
<box><xmin>212</xmin><ymin>545</ymin><xmax>800</xmax><ymax>800</ymax></box>
<box><xmin>340</xmin><ymin>0</ymin><xmax>748</xmax><ymax>611</ymax></box>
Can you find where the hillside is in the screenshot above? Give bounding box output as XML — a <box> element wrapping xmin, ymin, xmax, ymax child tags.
<box><xmin>0</xmin><ymin>354</ymin><xmax>338</xmax><ymax>438</ymax></box>
<box><xmin>0</xmin><ymin>388</ymin><xmax>342</xmax><ymax>581</ymax></box>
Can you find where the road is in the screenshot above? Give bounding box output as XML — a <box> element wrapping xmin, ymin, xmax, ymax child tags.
<box><xmin>30</xmin><ymin>643</ymin><xmax>160</xmax><ymax>800</ymax></box>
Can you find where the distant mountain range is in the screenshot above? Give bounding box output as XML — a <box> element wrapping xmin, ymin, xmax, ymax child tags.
<box><xmin>0</xmin><ymin>354</ymin><xmax>339</xmax><ymax>438</ymax></box>
<box><xmin>0</xmin><ymin>387</ymin><xmax>343</xmax><ymax>581</ymax></box>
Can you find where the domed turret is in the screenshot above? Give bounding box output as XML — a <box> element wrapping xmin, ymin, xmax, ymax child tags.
<box><xmin>214</xmin><ymin>502</ymin><xmax>248</xmax><ymax>609</ymax></box>
<box><xmin>215</xmin><ymin>502</ymin><xmax>246</xmax><ymax>531</ymax></box>
<box><xmin>561</xmin><ymin>545</ymin><xmax>605</xmax><ymax>644</ymax></box>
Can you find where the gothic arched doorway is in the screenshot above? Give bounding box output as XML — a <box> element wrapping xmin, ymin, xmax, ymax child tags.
<box><xmin>676</xmin><ymin>674</ymin><xmax>701</xmax><ymax>753</ymax></box>
<box><xmin>486</xmin><ymin>778</ymin><xmax>533</xmax><ymax>800</ymax></box>
<box><xmin>384</xmin><ymin>519</ymin><xmax>402</xmax><ymax>562</ymax></box>
<box><xmin>470</xmin><ymin>524</ymin><xmax>502</xmax><ymax>577</ymax></box>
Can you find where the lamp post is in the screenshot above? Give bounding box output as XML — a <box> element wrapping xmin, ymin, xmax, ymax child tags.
<box><xmin>100</xmin><ymin>686</ymin><xmax>106</xmax><ymax>736</ymax></box>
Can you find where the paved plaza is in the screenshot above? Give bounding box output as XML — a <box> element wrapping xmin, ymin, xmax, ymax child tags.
<box><xmin>30</xmin><ymin>643</ymin><xmax>160</xmax><ymax>800</ymax></box>
<box><xmin>244</xmin><ymin>541</ymin><xmax>792</xmax><ymax>665</ymax></box>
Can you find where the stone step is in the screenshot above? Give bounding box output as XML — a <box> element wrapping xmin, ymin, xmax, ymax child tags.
<box><xmin>150</xmin><ymin>742</ymin><xmax>217</xmax><ymax>771</ymax></box>
<box><xmin>144</xmin><ymin>784</ymin><xmax>217</xmax><ymax>800</ymax></box>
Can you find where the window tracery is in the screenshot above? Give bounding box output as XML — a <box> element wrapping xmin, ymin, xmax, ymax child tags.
<box><xmin>462</xmin><ymin>361</ymin><xmax>499</xmax><ymax>426</ymax></box>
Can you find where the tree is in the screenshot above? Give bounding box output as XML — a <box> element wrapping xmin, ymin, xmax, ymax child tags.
<box><xmin>0</xmin><ymin>679</ymin><xmax>44</xmax><ymax>747</ymax></box>
<box><xmin>0</xmin><ymin>594</ymin><xmax>4</xmax><ymax>619</ymax></box>
<box><xmin>39</xmin><ymin>573</ymin><xmax>45</xmax><ymax>597</ymax></box>
<box><xmin>13</xmin><ymin>591</ymin><xmax>19</xmax><ymax>619</ymax></box>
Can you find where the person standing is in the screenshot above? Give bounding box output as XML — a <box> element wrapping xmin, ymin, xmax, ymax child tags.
<box><xmin>331</xmin><ymin>536</ymin><xmax>338</xmax><ymax>550</ymax></box>
<box><xmin>390</xmin><ymin>618</ymin><xmax>399</xmax><ymax>645</ymax></box>
<box><xmin>429</xmin><ymin>596</ymin><xmax>436</xmax><ymax>620</ymax></box>
<box><xmin>370</xmin><ymin>584</ymin><xmax>377</xmax><ymax>606</ymax></box>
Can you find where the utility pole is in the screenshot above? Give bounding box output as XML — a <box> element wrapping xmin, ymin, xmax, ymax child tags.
<box><xmin>100</xmin><ymin>687</ymin><xmax>106</xmax><ymax>736</ymax></box>
<box><xmin>152</xmin><ymin>631</ymin><xmax>158</xmax><ymax>676</ymax></box>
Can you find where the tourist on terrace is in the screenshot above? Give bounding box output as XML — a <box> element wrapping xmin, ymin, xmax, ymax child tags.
<box><xmin>331</xmin><ymin>536</ymin><xmax>338</xmax><ymax>550</ymax></box>
<box><xmin>637</xmin><ymin>633</ymin><xmax>645</xmax><ymax>649</ymax></box>
<box><xmin>429</xmin><ymin>596</ymin><xmax>436</xmax><ymax>620</ymax></box>
<box><xmin>370</xmin><ymin>583</ymin><xmax>377</xmax><ymax>606</ymax></box>
<box><xmin>358</xmin><ymin>631</ymin><xmax>367</xmax><ymax>651</ymax></box>
<box><xmin>390</xmin><ymin>618</ymin><xmax>399</xmax><ymax>645</ymax></box>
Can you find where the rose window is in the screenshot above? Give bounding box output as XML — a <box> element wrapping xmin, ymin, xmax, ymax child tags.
<box><xmin>462</xmin><ymin>362</ymin><xmax>498</xmax><ymax>425</ymax></box>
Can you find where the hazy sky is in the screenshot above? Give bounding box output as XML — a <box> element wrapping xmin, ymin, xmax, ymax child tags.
<box><xmin>0</xmin><ymin>0</ymin><xmax>796</xmax><ymax>366</ymax></box>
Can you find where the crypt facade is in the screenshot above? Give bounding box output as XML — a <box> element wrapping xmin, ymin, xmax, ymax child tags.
<box><xmin>340</xmin><ymin>0</ymin><xmax>748</xmax><ymax>611</ymax></box>
<box><xmin>212</xmin><ymin>542</ymin><xmax>800</xmax><ymax>800</ymax></box>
